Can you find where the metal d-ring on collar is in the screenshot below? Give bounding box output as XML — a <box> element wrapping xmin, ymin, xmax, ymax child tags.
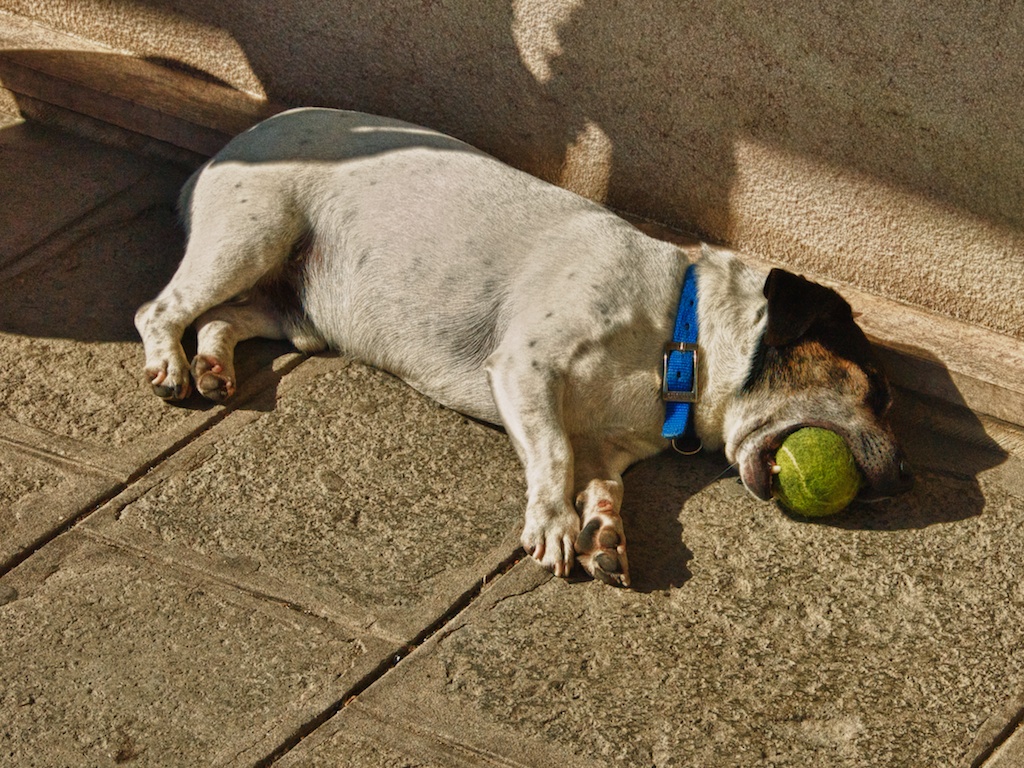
<box><xmin>671</xmin><ymin>434</ymin><xmax>703</xmax><ymax>455</ymax></box>
<box><xmin>662</xmin><ymin>264</ymin><xmax>701</xmax><ymax>453</ymax></box>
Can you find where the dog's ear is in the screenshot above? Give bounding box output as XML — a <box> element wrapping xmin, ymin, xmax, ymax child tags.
<box><xmin>762</xmin><ymin>268</ymin><xmax>852</xmax><ymax>347</ymax></box>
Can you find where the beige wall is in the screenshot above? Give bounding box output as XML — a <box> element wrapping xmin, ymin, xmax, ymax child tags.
<box><xmin>6</xmin><ymin>0</ymin><xmax>1024</xmax><ymax>339</ymax></box>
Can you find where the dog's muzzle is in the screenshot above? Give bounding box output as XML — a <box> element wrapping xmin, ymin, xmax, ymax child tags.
<box><xmin>737</xmin><ymin>422</ymin><xmax>915</xmax><ymax>505</ymax></box>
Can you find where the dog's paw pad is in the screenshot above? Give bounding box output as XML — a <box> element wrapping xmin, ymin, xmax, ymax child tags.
<box><xmin>191</xmin><ymin>356</ymin><xmax>236</xmax><ymax>402</ymax></box>
<box><xmin>575</xmin><ymin>517</ymin><xmax>630</xmax><ymax>587</ymax></box>
<box><xmin>576</xmin><ymin>519</ymin><xmax>620</xmax><ymax>551</ymax></box>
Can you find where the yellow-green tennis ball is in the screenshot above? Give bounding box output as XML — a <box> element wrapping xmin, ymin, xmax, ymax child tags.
<box><xmin>773</xmin><ymin>427</ymin><xmax>861</xmax><ymax>517</ymax></box>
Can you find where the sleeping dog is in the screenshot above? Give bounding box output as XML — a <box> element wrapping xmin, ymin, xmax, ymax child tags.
<box><xmin>135</xmin><ymin>108</ymin><xmax>913</xmax><ymax>586</ymax></box>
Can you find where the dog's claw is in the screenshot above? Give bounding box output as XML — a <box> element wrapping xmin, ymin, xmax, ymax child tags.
<box><xmin>583</xmin><ymin>548</ymin><xmax>630</xmax><ymax>587</ymax></box>
<box><xmin>521</xmin><ymin>513</ymin><xmax>579</xmax><ymax>579</ymax></box>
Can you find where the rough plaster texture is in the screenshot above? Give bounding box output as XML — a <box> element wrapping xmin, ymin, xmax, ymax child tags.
<box><xmin>3</xmin><ymin>0</ymin><xmax>1023</xmax><ymax>337</ymax></box>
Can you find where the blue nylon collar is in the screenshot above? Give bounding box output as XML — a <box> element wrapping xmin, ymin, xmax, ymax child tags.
<box><xmin>661</xmin><ymin>264</ymin><xmax>699</xmax><ymax>440</ymax></box>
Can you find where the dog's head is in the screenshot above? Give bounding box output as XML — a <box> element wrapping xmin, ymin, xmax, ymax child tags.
<box><xmin>725</xmin><ymin>268</ymin><xmax>913</xmax><ymax>505</ymax></box>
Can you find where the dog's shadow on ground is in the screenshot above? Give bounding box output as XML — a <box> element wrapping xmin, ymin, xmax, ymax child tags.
<box><xmin>825</xmin><ymin>342</ymin><xmax>1008</xmax><ymax>532</ymax></box>
<box><xmin>617</xmin><ymin>451</ymin><xmax>710</xmax><ymax>593</ymax></box>
<box><xmin>617</xmin><ymin>343</ymin><xmax>1009</xmax><ymax>592</ymax></box>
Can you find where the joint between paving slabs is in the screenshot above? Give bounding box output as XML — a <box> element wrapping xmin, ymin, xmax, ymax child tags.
<box><xmin>969</xmin><ymin>703</ymin><xmax>1024</xmax><ymax>768</ymax></box>
<box><xmin>0</xmin><ymin>481</ymin><xmax>129</xmax><ymax>579</ymax></box>
<box><xmin>254</xmin><ymin>550</ymin><xmax>525</xmax><ymax>767</ymax></box>
<box><xmin>77</xmin><ymin>524</ymin><xmax>387</xmax><ymax>644</ymax></box>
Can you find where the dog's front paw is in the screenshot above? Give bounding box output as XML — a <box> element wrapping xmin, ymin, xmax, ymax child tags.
<box><xmin>575</xmin><ymin>512</ymin><xmax>630</xmax><ymax>587</ymax></box>
<box><xmin>521</xmin><ymin>509</ymin><xmax>580</xmax><ymax>579</ymax></box>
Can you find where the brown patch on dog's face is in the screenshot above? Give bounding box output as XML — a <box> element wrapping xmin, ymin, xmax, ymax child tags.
<box><xmin>750</xmin><ymin>340</ymin><xmax>881</xmax><ymax>409</ymax></box>
<box><xmin>727</xmin><ymin>269</ymin><xmax>912</xmax><ymax>503</ymax></box>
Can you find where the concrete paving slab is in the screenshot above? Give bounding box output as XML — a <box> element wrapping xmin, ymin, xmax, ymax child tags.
<box><xmin>4</xmin><ymin>112</ymin><xmax>1024</xmax><ymax>768</ymax></box>
<box><xmin>286</xmin><ymin>452</ymin><xmax>1024</xmax><ymax>768</ymax></box>
<box><xmin>0</xmin><ymin>201</ymin><xmax>299</xmax><ymax>456</ymax></box>
<box><xmin>277</xmin><ymin>682</ymin><xmax>579</xmax><ymax>768</ymax></box>
<box><xmin>0</xmin><ymin>432</ymin><xmax>119</xmax><ymax>569</ymax></box>
<box><xmin>84</xmin><ymin>354</ymin><xmax>526</xmax><ymax>641</ymax></box>
<box><xmin>0</xmin><ymin>170</ymin><xmax>296</xmax><ymax>459</ymax></box>
<box><xmin>986</xmin><ymin>720</ymin><xmax>1024</xmax><ymax>767</ymax></box>
<box><xmin>0</xmin><ymin>530</ymin><xmax>394</xmax><ymax>767</ymax></box>
<box><xmin>0</xmin><ymin>213</ymin><xmax>177</xmax><ymax>456</ymax></box>
<box><xmin>0</xmin><ymin>119</ymin><xmax>297</xmax><ymax>458</ymax></box>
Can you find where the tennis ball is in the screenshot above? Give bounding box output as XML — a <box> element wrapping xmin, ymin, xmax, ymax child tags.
<box><xmin>773</xmin><ymin>427</ymin><xmax>861</xmax><ymax>517</ymax></box>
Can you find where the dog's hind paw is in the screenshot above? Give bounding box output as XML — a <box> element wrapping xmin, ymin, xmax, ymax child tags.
<box><xmin>575</xmin><ymin>514</ymin><xmax>630</xmax><ymax>587</ymax></box>
<box><xmin>191</xmin><ymin>355</ymin><xmax>236</xmax><ymax>402</ymax></box>
<box><xmin>145</xmin><ymin>361</ymin><xmax>191</xmax><ymax>400</ymax></box>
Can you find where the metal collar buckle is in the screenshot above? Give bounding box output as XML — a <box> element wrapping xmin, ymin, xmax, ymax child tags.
<box><xmin>661</xmin><ymin>342</ymin><xmax>699</xmax><ymax>403</ymax></box>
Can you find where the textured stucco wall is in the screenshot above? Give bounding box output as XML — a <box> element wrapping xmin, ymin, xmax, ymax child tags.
<box><xmin>5</xmin><ymin>0</ymin><xmax>1023</xmax><ymax>339</ymax></box>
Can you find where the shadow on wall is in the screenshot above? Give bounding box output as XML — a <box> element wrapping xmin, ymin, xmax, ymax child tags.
<box><xmin>116</xmin><ymin>0</ymin><xmax>1024</xmax><ymax>241</ymax></box>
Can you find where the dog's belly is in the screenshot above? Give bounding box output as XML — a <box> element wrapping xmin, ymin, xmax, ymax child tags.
<box><xmin>286</xmin><ymin>152</ymin><xmax>547</xmax><ymax>424</ymax></box>
<box><xmin>302</xmin><ymin>276</ymin><xmax>503</xmax><ymax>423</ymax></box>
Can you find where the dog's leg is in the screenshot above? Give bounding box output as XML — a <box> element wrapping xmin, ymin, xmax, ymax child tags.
<box><xmin>135</xmin><ymin>290</ymin><xmax>200</xmax><ymax>400</ymax></box>
<box><xmin>487</xmin><ymin>361</ymin><xmax>580</xmax><ymax>578</ymax></box>
<box><xmin>573</xmin><ymin>464</ymin><xmax>630</xmax><ymax>587</ymax></box>
<box><xmin>135</xmin><ymin>186</ymin><xmax>302</xmax><ymax>400</ymax></box>
<box><xmin>136</xmin><ymin>269</ymin><xmax>278</xmax><ymax>401</ymax></box>
<box><xmin>191</xmin><ymin>294</ymin><xmax>297</xmax><ymax>401</ymax></box>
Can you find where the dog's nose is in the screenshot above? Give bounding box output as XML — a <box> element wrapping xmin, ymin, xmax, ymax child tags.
<box><xmin>857</xmin><ymin>450</ymin><xmax>914</xmax><ymax>501</ymax></box>
<box><xmin>864</xmin><ymin>455</ymin><xmax>914</xmax><ymax>500</ymax></box>
<box><xmin>893</xmin><ymin>458</ymin><xmax>914</xmax><ymax>494</ymax></box>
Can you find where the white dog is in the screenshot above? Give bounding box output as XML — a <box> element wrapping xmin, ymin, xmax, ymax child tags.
<box><xmin>136</xmin><ymin>108</ymin><xmax>912</xmax><ymax>586</ymax></box>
